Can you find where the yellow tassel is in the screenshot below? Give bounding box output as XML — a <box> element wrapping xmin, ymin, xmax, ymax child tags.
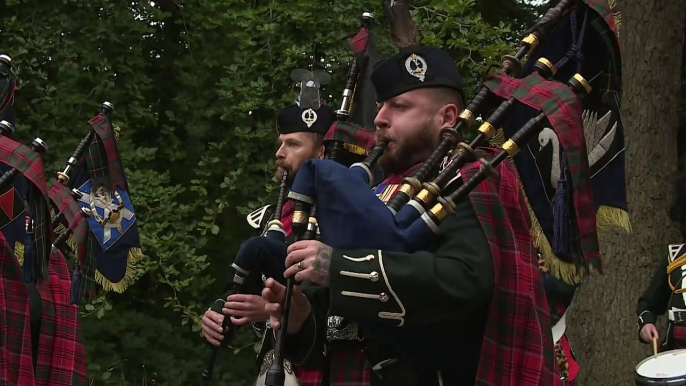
<box><xmin>112</xmin><ymin>123</ymin><xmax>121</xmax><ymax>142</ymax></box>
<box><xmin>14</xmin><ymin>241</ymin><xmax>24</xmax><ymax>265</ymax></box>
<box><xmin>596</xmin><ymin>205</ymin><xmax>632</xmax><ymax>238</ymax></box>
<box><xmin>343</xmin><ymin>143</ymin><xmax>368</xmax><ymax>156</ymax></box>
<box><xmin>93</xmin><ymin>247</ymin><xmax>144</xmax><ymax>293</ymax></box>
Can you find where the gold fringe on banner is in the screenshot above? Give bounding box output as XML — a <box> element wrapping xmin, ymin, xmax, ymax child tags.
<box><xmin>489</xmin><ymin>128</ymin><xmax>584</xmax><ymax>285</ymax></box>
<box><xmin>14</xmin><ymin>241</ymin><xmax>24</xmax><ymax>265</ymax></box>
<box><xmin>94</xmin><ymin>247</ymin><xmax>143</xmax><ymax>293</ymax></box>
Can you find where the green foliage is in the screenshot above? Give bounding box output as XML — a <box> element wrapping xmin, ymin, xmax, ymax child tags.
<box><xmin>1</xmin><ymin>0</ymin><xmax>517</xmax><ymax>382</ymax></box>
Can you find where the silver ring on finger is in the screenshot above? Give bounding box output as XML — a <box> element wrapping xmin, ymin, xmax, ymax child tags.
<box><xmin>297</xmin><ymin>261</ymin><xmax>304</xmax><ymax>271</ymax></box>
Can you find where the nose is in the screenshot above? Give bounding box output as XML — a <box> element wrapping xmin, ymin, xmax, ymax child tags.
<box><xmin>275</xmin><ymin>144</ymin><xmax>286</xmax><ymax>160</ymax></box>
<box><xmin>374</xmin><ymin>103</ymin><xmax>390</xmax><ymax>130</ymax></box>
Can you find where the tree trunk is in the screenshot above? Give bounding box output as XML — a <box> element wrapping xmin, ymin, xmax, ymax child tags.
<box><xmin>567</xmin><ymin>1</ymin><xmax>685</xmax><ymax>384</ymax></box>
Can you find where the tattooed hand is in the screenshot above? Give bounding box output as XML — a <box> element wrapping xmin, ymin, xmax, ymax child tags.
<box><xmin>284</xmin><ymin>240</ymin><xmax>333</xmax><ymax>287</ymax></box>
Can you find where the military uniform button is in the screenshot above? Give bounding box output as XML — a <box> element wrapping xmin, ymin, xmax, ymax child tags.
<box><xmin>379</xmin><ymin>293</ymin><xmax>389</xmax><ymax>302</ymax></box>
<box><xmin>369</xmin><ymin>271</ymin><xmax>379</xmax><ymax>282</ymax></box>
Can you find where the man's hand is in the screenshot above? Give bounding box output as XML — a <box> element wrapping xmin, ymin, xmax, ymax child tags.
<box><xmin>262</xmin><ymin>278</ymin><xmax>311</xmax><ymax>334</ymax></box>
<box><xmin>640</xmin><ymin>323</ymin><xmax>659</xmax><ymax>343</ymax></box>
<box><xmin>284</xmin><ymin>240</ymin><xmax>333</xmax><ymax>287</ymax></box>
<box><xmin>201</xmin><ymin>310</ymin><xmax>225</xmax><ymax>347</ymax></box>
<box><xmin>223</xmin><ymin>294</ymin><xmax>269</xmax><ymax>326</ymax></box>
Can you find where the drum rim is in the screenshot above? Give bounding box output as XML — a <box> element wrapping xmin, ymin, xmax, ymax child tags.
<box><xmin>635</xmin><ymin>349</ymin><xmax>686</xmax><ymax>381</ymax></box>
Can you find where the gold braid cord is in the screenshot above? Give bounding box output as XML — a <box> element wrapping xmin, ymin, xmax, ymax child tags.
<box><xmin>488</xmin><ymin>128</ymin><xmax>631</xmax><ymax>285</ymax></box>
<box><xmin>668</xmin><ymin>252</ymin><xmax>686</xmax><ymax>294</ymax></box>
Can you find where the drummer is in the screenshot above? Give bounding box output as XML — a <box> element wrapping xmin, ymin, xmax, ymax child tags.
<box><xmin>636</xmin><ymin>175</ymin><xmax>686</xmax><ymax>350</ymax></box>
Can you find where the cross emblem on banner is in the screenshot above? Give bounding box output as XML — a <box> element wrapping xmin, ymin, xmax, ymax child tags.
<box><xmin>76</xmin><ymin>180</ymin><xmax>136</xmax><ymax>249</ymax></box>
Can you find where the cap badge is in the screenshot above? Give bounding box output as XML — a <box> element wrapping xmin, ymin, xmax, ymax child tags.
<box><xmin>405</xmin><ymin>53</ymin><xmax>427</xmax><ymax>82</ymax></box>
<box><xmin>302</xmin><ymin>108</ymin><xmax>318</xmax><ymax>128</ymax></box>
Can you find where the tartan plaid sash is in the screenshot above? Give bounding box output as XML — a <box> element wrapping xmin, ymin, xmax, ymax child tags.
<box><xmin>48</xmin><ymin>183</ymin><xmax>88</xmax><ymax>261</ymax></box>
<box><xmin>87</xmin><ymin>114</ymin><xmax>125</xmax><ymax>191</ymax></box>
<box><xmin>0</xmin><ymin>136</ymin><xmax>52</xmax><ymax>281</ymax></box>
<box><xmin>323</xmin><ymin>122</ymin><xmax>376</xmax><ymax>156</ymax></box>
<box><xmin>34</xmin><ymin>249</ymin><xmax>87</xmax><ymax>386</ymax></box>
<box><xmin>0</xmin><ymin>232</ymin><xmax>35</xmax><ymax>386</ymax></box>
<box><xmin>349</xmin><ymin>27</ymin><xmax>369</xmax><ymax>56</ymax></box>
<box><xmin>484</xmin><ymin>72</ymin><xmax>601</xmax><ymax>273</ymax></box>
<box><xmin>461</xmin><ymin>147</ymin><xmax>559</xmax><ymax>385</ymax></box>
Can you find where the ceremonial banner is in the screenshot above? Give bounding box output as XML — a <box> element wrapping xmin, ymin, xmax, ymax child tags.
<box><xmin>494</xmin><ymin>0</ymin><xmax>626</xmax><ymax>284</ymax></box>
<box><xmin>64</xmin><ymin>113</ymin><xmax>142</xmax><ymax>299</ymax></box>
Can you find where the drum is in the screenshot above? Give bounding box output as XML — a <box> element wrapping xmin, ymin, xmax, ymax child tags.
<box><xmin>635</xmin><ymin>349</ymin><xmax>686</xmax><ymax>385</ymax></box>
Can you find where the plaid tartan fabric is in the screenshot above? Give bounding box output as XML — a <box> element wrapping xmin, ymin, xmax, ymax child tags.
<box><xmin>484</xmin><ymin>72</ymin><xmax>601</xmax><ymax>272</ymax></box>
<box><xmin>48</xmin><ymin>183</ymin><xmax>88</xmax><ymax>261</ymax></box>
<box><xmin>583</xmin><ymin>0</ymin><xmax>619</xmax><ymax>43</ymax></box>
<box><xmin>461</xmin><ymin>147</ymin><xmax>559</xmax><ymax>385</ymax></box>
<box><xmin>328</xmin><ymin>348</ymin><xmax>369</xmax><ymax>386</ymax></box>
<box><xmin>0</xmin><ymin>232</ymin><xmax>35</xmax><ymax>386</ymax></box>
<box><xmin>294</xmin><ymin>365</ymin><xmax>324</xmax><ymax>386</ymax></box>
<box><xmin>34</xmin><ymin>257</ymin><xmax>56</xmax><ymax>385</ymax></box>
<box><xmin>87</xmin><ymin>113</ymin><xmax>125</xmax><ymax>191</ymax></box>
<box><xmin>280</xmin><ymin>199</ymin><xmax>294</xmax><ymax>237</ymax></box>
<box><xmin>349</xmin><ymin>27</ymin><xmax>369</xmax><ymax>56</ymax></box>
<box><xmin>674</xmin><ymin>325</ymin><xmax>686</xmax><ymax>349</ymax></box>
<box><xmin>323</xmin><ymin>122</ymin><xmax>376</xmax><ymax>154</ymax></box>
<box><xmin>35</xmin><ymin>249</ymin><xmax>87</xmax><ymax>386</ymax></box>
<box><xmin>0</xmin><ymin>136</ymin><xmax>52</xmax><ymax>280</ymax></box>
<box><xmin>0</xmin><ymin>136</ymin><xmax>48</xmax><ymax>198</ymax></box>
<box><xmin>295</xmin><ymin>348</ymin><xmax>369</xmax><ymax>386</ymax></box>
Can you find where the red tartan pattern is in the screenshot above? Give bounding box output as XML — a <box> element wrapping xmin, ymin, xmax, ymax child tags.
<box><xmin>0</xmin><ymin>136</ymin><xmax>49</xmax><ymax>199</ymax></box>
<box><xmin>349</xmin><ymin>27</ymin><xmax>369</xmax><ymax>56</ymax></box>
<box><xmin>281</xmin><ymin>200</ymin><xmax>294</xmax><ymax>238</ymax></box>
<box><xmin>323</xmin><ymin>122</ymin><xmax>376</xmax><ymax>154</ymax></box>
<box><xmin>673</xmin><ymin>325</ymin><xmax>686</xmax><ymax>349</ymax></box>
<box><xmin>484</xmin><ymin>72</ymin><xmax>601</xmax><ymax>272</ymax></box>
<box><xmin>295</xmin><ymin>348</ymin><xmax>370</xmax><ymax>386</ymax></box>
<box><xmin>87</xmin><ymin>113</ymin><xmax>125</xmax><ymax>191</ymax></box>
<box><xmin>35</xmin><ymin>249</ymin><xmax>87</xmax><ymax>386</ymax></box>
<box><xmin>35</xmin><ymin>271</ymin><xmax>56</xmax><ymax>385</ymax></box>
<box><xmin>461</xmin><ymin>148</ymin><xmax>559</xmax><ymax>386</ymax></box>
<box><xmin>48</xmin><ymin>183</ymin><xmax>88</xmax><ymax>261</ymax></box>
<box><xmin>294</xmin><ymin>365</ymin><xmax>323</xmax><ymax>386</ymax></box>
<box><xmin>0</xmin><ymin>232</ymin><xmax>35</xmax><ymax>386</ymax></box>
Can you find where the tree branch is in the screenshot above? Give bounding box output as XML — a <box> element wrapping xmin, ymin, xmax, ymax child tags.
<box><xmin>381</xmin><ymin>0</ymin><xmax>420</xmax><ymax>48</ymax></box>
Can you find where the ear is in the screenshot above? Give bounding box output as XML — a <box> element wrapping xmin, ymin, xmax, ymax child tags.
<box><xmin>436</xmin><ymin>103</ymin><xmax>459</xmax><ymax>128</ymax></box>
<box><xmin>317</xmin><ymin>144</ymin><xmax>325</xmax><ymax>159</ymax></box>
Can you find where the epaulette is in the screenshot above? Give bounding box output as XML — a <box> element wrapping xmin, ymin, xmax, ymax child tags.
<box><xmin>247</xmin><ymin>204</ymin><xmax>274</xmax><ymax>229</ymax></box>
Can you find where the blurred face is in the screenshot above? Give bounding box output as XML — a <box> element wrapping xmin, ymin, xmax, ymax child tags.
<box><xmin>374</xmin><ymin>89</ymin><xmax>445</xmax><ymax>175</ymax></box>
<box><xmin>274</xmin><ymin>132</ymin><xmax>323</xmax><ymax>186</ymax></box>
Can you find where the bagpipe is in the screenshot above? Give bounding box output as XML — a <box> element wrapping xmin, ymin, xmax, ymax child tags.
<box><xmin>201</xmin><ymin>11</ymin><xmax>379</xmax><ymax>384</ymax></box>
<box><xmin>283</xmin><ymin>0</ymin><xmax>624</xmax><ymax>361</ymax></box>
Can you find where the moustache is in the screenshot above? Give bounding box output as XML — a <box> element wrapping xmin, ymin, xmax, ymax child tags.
<box><xmin>375</xmin><ymin>130</ymin><xmax>395</xmax><ymax>144</ymax></box>
<box><xmin>275</xmin><ymin>160</ymin><xmax>291</xmax><ymax>169</ymax></box>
